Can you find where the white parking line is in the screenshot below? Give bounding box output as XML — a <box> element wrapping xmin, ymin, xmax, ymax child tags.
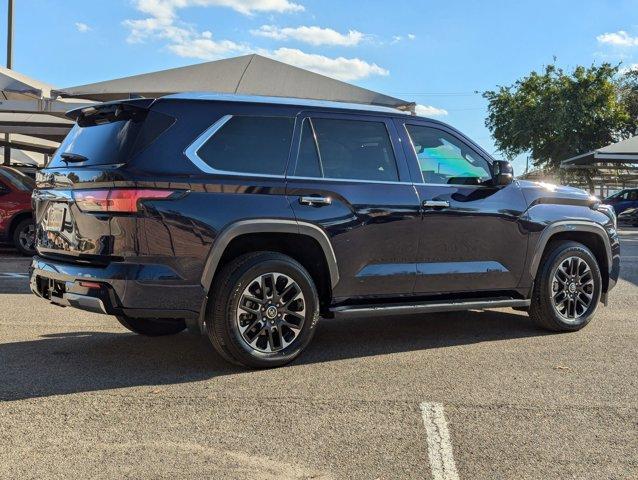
<box><xmin>0</xmin><ymin>272</ymin><xmax>28</xmax><ymax>278</ymax></box>
<box><xmin>420</xmin><ymin>402</ymin><xmax>460</xmax><ymax>480</ymax></box>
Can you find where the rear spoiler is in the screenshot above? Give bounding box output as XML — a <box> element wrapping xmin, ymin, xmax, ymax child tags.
<box><xmin>66</xmin><ymin>98</ymin><xmax>156</xmax><ymax>125</ymax></box>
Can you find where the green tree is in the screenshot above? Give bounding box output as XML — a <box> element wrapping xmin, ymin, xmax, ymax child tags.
<box><xmin>618</xmin><ymin>68</ymin><xmax>638</xmax><ymax>136</ymax></box>
<box><xmin>483</xmin><ymin>63</ymin><xmax>638</xmax><ymax>190</ymax></box>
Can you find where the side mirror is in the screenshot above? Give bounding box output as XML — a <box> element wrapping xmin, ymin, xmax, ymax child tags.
<box><xmin>492</xmin><ymin>160</ymin><xmax>514</xmax><ymax>186</ymax></box>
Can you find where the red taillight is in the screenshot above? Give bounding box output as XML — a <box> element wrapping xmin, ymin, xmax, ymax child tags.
<box><xmin>73</xmin><ymin>189</ymin><xmax>177</xmax><ymax>213</ymax></box>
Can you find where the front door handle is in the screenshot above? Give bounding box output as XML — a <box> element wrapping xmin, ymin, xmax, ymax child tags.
<box><xmin>299</xmin><ymin>196</ymin><xmax>332</xmax><ymax>207</ymax></box>
<box><xmin>423</xmin><ymin>200</ymin><xmax>450</xmax><ymax>209</ymax></box>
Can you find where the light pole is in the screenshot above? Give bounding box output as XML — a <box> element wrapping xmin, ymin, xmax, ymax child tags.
<box><xmin>3</xmin><ymin>0</ymin><xmax>13</xmax><ymax>165</ymax></box>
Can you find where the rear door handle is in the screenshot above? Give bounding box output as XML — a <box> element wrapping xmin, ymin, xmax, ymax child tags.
<box><xmin>299</xmin><ymin>196</ymin><xmax>332</xmax><ymax>206</ymax></box>
<box><xmin>423</xmin><ymin>200</ymin><xmax>450</xmax><ymax>209</ymax></box>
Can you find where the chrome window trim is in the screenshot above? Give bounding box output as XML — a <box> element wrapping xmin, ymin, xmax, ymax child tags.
<box><xmin>307</xmin><ymin>118</ymin><xmax>325</xmax><ymax>178</ymax></box>
<box><xmin>288</xmin><ymin>175</ymin><xmax>408</xmax><ymax>185</ymax></box>
<box><xmin>411</xmin><ymin>182</ymin><xmax>497</xmax><ymax>189</ymax></box>
<box><xmin>183</xmin><ymin>114</ymin><xmax>292</xmax><ymax>179</ymax></box>
<box><xmin>184</xmin><ymin>114</ymin><xmax>234</xmax><ymax>174</ymax></box>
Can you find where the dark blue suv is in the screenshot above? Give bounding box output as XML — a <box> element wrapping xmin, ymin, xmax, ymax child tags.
<box><xmin>604</xmin><ymin>188</ymin><xmax>638</xmax><ymax>226</ymax></box>
<box><xmin>29</xmin><ymin>94</ymin><xmax>620</xmax><ymax>367</ymax></box>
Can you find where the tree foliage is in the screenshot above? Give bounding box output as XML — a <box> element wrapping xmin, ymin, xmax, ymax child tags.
<box><xmin>617</xmin><ymin>69</ymin><xmax>638</xmax><ymax>132</ymax></box>
<box><xmin>483</xmin><ymin>63</ymin><xmax>638</xmax><ymax>176</ymax></box>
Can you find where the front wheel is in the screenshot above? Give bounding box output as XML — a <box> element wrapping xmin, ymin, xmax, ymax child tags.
<box><xmin>13</xmin><ymin>218</ymin><xmax>35</xmax><ymax>256</ymax></box>
<box><xmin>205</xmin><ymin>252</ymin><xmax>320</xmax><ymax>368</ymax></box>
<box><xmin>529</xmin><ymin>240</ymin><xmax>602</xmax><ymax>332</ymax></box>
<box><xmin>116</xmin><ymin>316</ymin><xmax>186</xmax><ymax>336</ymax></box>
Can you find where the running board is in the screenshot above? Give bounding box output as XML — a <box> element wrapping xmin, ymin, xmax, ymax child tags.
<box><xmin>330</xmin><ymin>298</ymin><xmax>531</xmax><ymax>319</ymax></box>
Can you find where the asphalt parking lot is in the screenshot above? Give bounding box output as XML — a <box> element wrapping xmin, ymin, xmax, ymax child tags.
<box><xmin>0</xmin><ymin>231</ymin><xmax>636</xmax><ymax>480</ymax></box>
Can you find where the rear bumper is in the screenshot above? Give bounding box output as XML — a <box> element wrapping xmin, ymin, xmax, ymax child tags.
<box><xmin>29</xmin><ymin>256</ymin><xmax>205</xmax><ymax>319</ymax></box>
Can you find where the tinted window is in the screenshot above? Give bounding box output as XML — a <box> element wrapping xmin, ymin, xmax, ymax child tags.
<box><xmin>406</xmin><ymin>125</ymin><xmax>492</xmax><ymax>185</ymax></box>
<box><xmin>0</xmin><ymin>167</ymin><xmax>35</xmax><ymax>191</ymax></box>
<box><xmin>296</xmin><ymin>118</ymin><xmax>399</xmax><ymax>182</ymax></box>
<box><xmin>607</xmin><ymin>191</ymin><xmax>627</xmax><ymax>200</ymax></box>
<box><xmin>50</xmin><ymin>109</ymin><xmax>174</xmax><ymax>168</ymax></box>
<box><xmin>198</xmin><ymin>116</ymin><xmax>294</xmax><ymax>175</ymax></box>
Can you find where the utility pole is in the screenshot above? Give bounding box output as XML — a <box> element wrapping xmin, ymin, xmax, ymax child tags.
<box><xmin>3</xmin><ymin>0</ymin><xmax>13</xmax><ymax>166</ymax></box>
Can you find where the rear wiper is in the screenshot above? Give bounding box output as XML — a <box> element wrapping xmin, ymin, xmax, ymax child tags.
<box><xmin>60</xmin><ymin>153</ymin><xmax>88</xmax><ymax>163</ymax></box>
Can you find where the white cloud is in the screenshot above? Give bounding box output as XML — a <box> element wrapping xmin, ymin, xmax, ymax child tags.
<box><xmin>251</xmin><ymin>25</ymin><xmax>364</xmax><ymax>46</ymax></box>
<box><xmin>133</xmin><ymin>0</ymin><xmax>303</xmax><ymax>19</ymax></box>
<box><xmin>415</xmin><ymin>104</ymin><xmax>448</xmax><ymax>117</ymax></box>
<box><xmin>168</xmin><ymin>35</ymin><xmax>250</xmax><ymax>58</ymax></box>
<box><xmin>123</xmin><ymin>0</ymin><xmax>388</xmax><ymax>82</ymax></box>
<box><xmin>265</xmin><ymin>48</ymin><xmax>388</xmax><ymax>81</ymax></box>
<box><xmin>390</xmin><ymin>33</ymin><xmax>416</xmax><ymax>44</ymax></box>
<box><xmin>125</xmin><ymin>0</ymin><xmax>304</xmax><ymax>46</ymax></box>
<box><xmin>597</xmin><ymin>30</ymin><xmax>638</xmax><ymax>47</ymax></box>
<box><xmin>75</xmin><ymin>22</ymin><xmax>91</xmax><ymax>32</ymax></box>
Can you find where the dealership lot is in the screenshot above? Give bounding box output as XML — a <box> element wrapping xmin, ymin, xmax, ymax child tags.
<box><xmin>0</xmin><ymin>232</ymin><xmax>636</xmax><ymax>479</ymax></box>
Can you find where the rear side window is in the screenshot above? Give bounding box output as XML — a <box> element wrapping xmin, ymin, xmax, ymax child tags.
<box><xmin>295</xmin><ymin>117</ymin><xmax>399</xmax><ymax>182</ymax></box>
<box><xmin>197</xmin><ymin>116</ymin><xmax>294</xmax><ymax>176</ymax></box>
<box><xmin>49</xmin><ymin>108</ymin><xmax>174</xmax><ymax>168</ymax></box>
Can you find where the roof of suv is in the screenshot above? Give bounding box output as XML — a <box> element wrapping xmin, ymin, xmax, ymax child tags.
<box><xmin>163</xmin><ymin>92</ymin><xmax>414</xmax><ymax>116</ymax></box>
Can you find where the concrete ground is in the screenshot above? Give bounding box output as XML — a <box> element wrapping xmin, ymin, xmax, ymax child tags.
<box><xmin>0</xmin><ymin>230</ymin><xmax>636</xmax><ymax>479</ymax></box>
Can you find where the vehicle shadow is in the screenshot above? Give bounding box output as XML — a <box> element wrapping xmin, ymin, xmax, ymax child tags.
<box><xmin>1</xmin><ymin>309</ymin><xmax>548</xmax><ymax>401</ymax></box>
<box><xmin>300</xmin><ymin>309</ymin><xmax>545</xmax><ymax>365</ymax></box>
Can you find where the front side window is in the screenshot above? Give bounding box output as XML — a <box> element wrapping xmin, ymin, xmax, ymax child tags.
<box><xmin>197</xmin><ymin>116</ymin><xmax>294</xmax><ymax>175</ymax></box>
<box><xmin>406</xmin><ymin>124</ymin><xmax>492</xmax><ymax>185</ymax></box>
<box><xmin>295</xmin><ymin>117</ymin><xmax>399</xmax><ymax>182</ymax></box>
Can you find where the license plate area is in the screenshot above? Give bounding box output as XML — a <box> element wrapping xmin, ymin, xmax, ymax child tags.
<box><xmin>44</xmin><ymin>203</ymin><xmax>66</xmax><ymax>232</ymax></box>
<box><xmin>37</xmin><ymin>276</ymin><xmax>67</xmax><ymax>300</ymax></box>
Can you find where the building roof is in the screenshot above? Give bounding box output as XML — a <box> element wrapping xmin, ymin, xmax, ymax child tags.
<box><xmin>56</xmin><ymin>54</ymin><xmax>414</xmax><ymax>111</ymax></box>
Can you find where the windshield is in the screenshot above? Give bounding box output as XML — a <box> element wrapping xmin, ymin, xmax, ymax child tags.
<box><xmin>0</xmin><ymin>167</ymin><xmax>35</xmax><ymax>191</ymax></box>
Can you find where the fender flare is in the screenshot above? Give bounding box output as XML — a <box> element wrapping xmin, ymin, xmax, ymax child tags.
<box><xmin>529</xmin><ymin>220</ymin><xmax>612</xmax><ymax>278</ymax></box>
<box><xmin>200</xmin><ymin>219</ymin><xmax>339</xmax><ymax>293</ymax></box>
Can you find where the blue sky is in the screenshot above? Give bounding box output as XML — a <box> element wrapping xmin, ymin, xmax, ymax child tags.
<box><xmin>3</xmin><ymin>0</ymin><xmax>638</xmax><ymax>172</ymax></box>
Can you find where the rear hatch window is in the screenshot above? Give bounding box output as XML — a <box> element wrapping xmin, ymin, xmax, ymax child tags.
<box><xmin>48</xmin><ymin>101</ymin><xmax>175</xmax><ymax>168</ymax></box>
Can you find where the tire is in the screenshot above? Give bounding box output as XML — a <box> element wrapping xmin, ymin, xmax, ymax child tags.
<box><xmin>529</xmin><ymin>240</ymin><xmax>602</xmax><ymax>332</ymax></box>
<box><xmin>116</xmin><ymin>316</ymin><xmax>186</xmax><ymax>336</ymax></box>
<box><xmin>12</xmin><ymin>218</ymin><xmax>35</xmax><ymax>256</ymax></box>
<box><xmin>205</xmin><ymin>252</ymin><xmax>320</xmax><ymax>368</ymax></box>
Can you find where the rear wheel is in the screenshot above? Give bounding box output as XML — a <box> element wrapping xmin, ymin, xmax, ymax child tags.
<box><xmin>116</xmin><ymin>316</ymin><xmax>186</xmax><ymax>336</ymax></box>
<box><xmin>205</xmin><ymin>252</ymin><xmax>320</xmax><ymax>368</ymax></box>
<box><xmin>13</xmin><ymin>218</ymin><xmax>35</xmax><ymax>256</ymax></box>
<box><xmin>529</xmin><ymin>241</ymin><xmax>602</xmax><ymax>331</ymax></box>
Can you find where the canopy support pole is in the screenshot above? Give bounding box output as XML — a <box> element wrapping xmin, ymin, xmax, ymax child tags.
<box><xmin>4</xmin><ymin>0</ymin><xmax>14</xmax><ymax>165</ymax></box>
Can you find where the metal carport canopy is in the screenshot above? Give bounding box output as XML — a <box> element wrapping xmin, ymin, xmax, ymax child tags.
<box><xmin>55</xmin><ymin>54</ymin><xmax>415</xmax><ymax>111</ymax></box>
<box><xmin>561</xmin><ymin>136</ymin><xmax>638</xmax><ymax>169</ymax></box>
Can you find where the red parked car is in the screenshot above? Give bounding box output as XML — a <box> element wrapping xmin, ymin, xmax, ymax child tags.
<box><xmin>0</xmin><ymin>165</ymin><xmax>35</xmax><ymax>255</ymax></box>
